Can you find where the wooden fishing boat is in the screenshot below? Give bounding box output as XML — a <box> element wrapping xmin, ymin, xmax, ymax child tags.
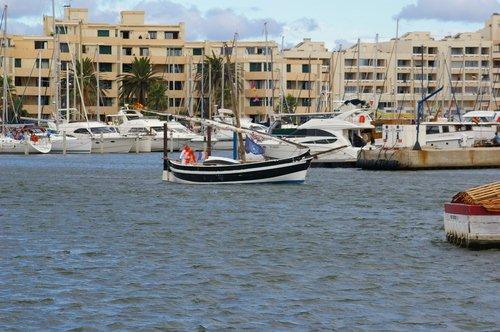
<box><xmin>163</xmin><ymin>152</ymin><xmax>312</xmax><ymax>184</ymax></box>
<box><xmin>444</xmin><ymin>182</ymin><xmax>500</xmax><ymax>249</ymax></box>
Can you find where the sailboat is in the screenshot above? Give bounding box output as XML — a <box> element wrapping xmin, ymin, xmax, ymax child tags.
<box><xmin>0</xmin><ymin>5</ymin><xmax>51</xmax><ymax>154</ymax></box>
<box><xmin>163</xmin><ymin>116</ymin><xmax>313</xmax><ymax>184</ymax></box>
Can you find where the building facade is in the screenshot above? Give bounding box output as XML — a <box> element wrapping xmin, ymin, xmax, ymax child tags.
<box><xmin>4</xmin><ymin>7</ymin><xmax>500</xmax><ymax>121</ymax></box>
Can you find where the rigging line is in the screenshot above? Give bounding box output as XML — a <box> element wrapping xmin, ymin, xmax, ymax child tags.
<box><xmin>13</xmin><ymin>50</ymin><xmax>41</xmax><ymax>119</ymax></box>
<box><xmin>375</xmin><ymin>37</ymin><xmax>397</xmax><ymax>118</ymax></box>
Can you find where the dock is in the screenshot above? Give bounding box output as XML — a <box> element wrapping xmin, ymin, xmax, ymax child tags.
<box><xmin>357</xmin><ymin>147</ymin><xmax>500</xmax><ymax>170</ymax></box>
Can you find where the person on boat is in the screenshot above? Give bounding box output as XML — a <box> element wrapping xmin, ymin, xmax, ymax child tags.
<box><xmin>30</xmin><ymin>131</ymin><xmax>39</xmax><ymax>143</ymax></box>
<box><xmin>494</xmin><ymin>132</ymin><xmax>500</xmax><ymax>145</ymax></box>
<box><xmin>180</xmin><ymin>144</ymin><xmax>197</xmax><ymax>165</ymax></box>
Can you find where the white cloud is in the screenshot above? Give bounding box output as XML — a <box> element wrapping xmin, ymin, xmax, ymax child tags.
<box><xmin>396</xmin><ymin>0</ymin><xmax>500</xmax><ymax>22</ymax></box>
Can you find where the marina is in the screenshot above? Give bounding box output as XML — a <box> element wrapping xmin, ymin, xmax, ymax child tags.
<box><xmin>1</xmin><ymin>0</ymin><xmax>500</xmax><ymax>330</ymax></box>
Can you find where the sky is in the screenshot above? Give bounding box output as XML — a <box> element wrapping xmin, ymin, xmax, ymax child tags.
<box><xmin>6</xmin><ymin>0</ymin><xmax>500</xmax><ymax>49</ymax></box>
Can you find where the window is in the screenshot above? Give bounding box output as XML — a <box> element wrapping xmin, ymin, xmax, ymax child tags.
<box><xmin>451</xmin><ymin>61</ymin><xmax>463</xmax><ymax>68</ymax></box>
<box><xmin>359</xmin><ymin>59</ymin><xmax>373</xmax><ymax>66</ymax></box>
<box><xmin>169</xmin><ymin>81</ymin><xmax>183</xmax><ymax>90</ymax></box>
<box><xmin>41</xmin><ymin>96</ymin><xmax>50</xmax><ymax>105</ymax></box>
<box><xmin>167</xmin><ymin>64</ymin><xmax>184</xmax><ymax>73</ymax></box>
<box><xmin>301</xmin><ymin>98</ymin><xmax>311</xmax><ymax>107</ymax></box>
<box><xmin>250</xmin><ymin>98</ymin><xmax>262</xmax><ymax>107</ymax></box>
<box><xmin>286</xmin><ymin>64</ymin><xmax>291</xmax><ymax>72</ymax></box>
<box><xmin>167</xmin><ymin>48</ymin><xmax>182</xmax><ymax>56</ymax></box>
<box><xmin>148</xmin><ymin>31</ymin><xmax>157</xmax><ymax>39</ymax></box>
<box><xmin>465</xmin><ymin>61</ymin><xmax>478</xmax><ymax>67</ymax></box>
<box><xmin>397</xmin><ymin>59</ymin><xmax>410</xmax><ymax>67</ymax></box>
<box><xmin>303</xmin><ymin>138</ymin><xmax>338</xmax><ymax>144</ymax></box>
<box><xmin>140</xmin><ymin>47</ymin><xmax>149</xmax><ymax>56</ymax></box>
<box><xmin>99</xmin><ymin>45</ymin><xmax>112</xmax><ymax>55</ymax></box>
<box><xmin>99</xmin><ymin>63</ymin><xmax>112</xmax><ymax>72</ymax></box>
<box><xmin>249</xmin><ymin>62</ymin><xmax>262</xmax><ymax>72</ymax></box>
<box><xmin>345</xmin><ymin>59</ymin><xmax>356</xmax><ymax>66</ymax></box>
<box><xmin>345</xmin><ymin>86</ymin><xmax>357</xmax><ymax>93</ymax></box>
<box><xmin>481</xmin><ymin>60</ymin><xmax>489</xmax><ymax>67</ymax></box>
<box><xmin>451</xmin><ymin>47</ymin><xmax>463</xmax><ymax>55</ymax></box>
<box><xmin>36</xmin><ymin>59</ymin><xmax>50</xmax><ymax>69</ymax></box>
<box><xmin>256</xmin><ymin>47</ymin><xmax>269</xmax><ymax>55</ymax></box>
<box><xmin>41</xmin><ymin>77</ymin><xmax>50</xmax><ymax>87</ymax></box>
<box><xmin>246</xmin><ymin>47</ymin><xmax>256</xmax><ymax>55</ymax></box>
<box><xmin>122</xmin><ymin>47</ymin><xmax>132</xmax><ymax>56</ymax></box>
<box><xmin>101</xmin><ymin>80</ymin><xmax>112</xmax><ymax>89</ymax></box>
<box><xmin>220</xmin><ymin>47</ymin><xmax>233</xmax><ymax>55</ymax></box>
<box><xmin>34</xmin><ymin>41</ymin><xmax>46</xmax><ymax>49</ymax></box>
<box><xmin>59</xmin><ymin>43</ymin><xmax>69</xmax><ymax>53</ymax></box>
<box><xmin>413</xmin><ymin>46</ymin><xmax>424</xmax><ymax>54</ymax></box>
<box><xmin>302</xmin><ymin>64</ymin><xmax>310</xmax><ymax>73</ymax></box>
<box><xmin>61</xmin><ymin>61</ymin><xmax>69</xmax><ymax>70</ymax></box>
<box><xmin>74</xmin><ymin>128</ymin><xmax>91</xmax><ymax>134</ymax></box>
<box><xmin>100</xmin><ymin>98</ymin><xmax>114</xmax><ymax>107</ymax></box>
<box><xmin>164</xmin><ymin>31</ymin><xmax>179</xmax><ymax>39</ymax></box>
<box><xmin>193</xmin><ymin>48</ymin><xmax>203</xmax><ymax>56</ymax></box>
<box><xmin>264</xmin><ymin>63</ymin><xmax>272</xmax><ymax>72</ymax></box>
<box><xmin>121</xmin><ymin>31</ymin><xmax>130</xmax><ymax>39</ymax></box>
<box><xmin>290</xmin><ymin>129</ymin><xmax>334</xmax><ymax>137</ymax></box>
<box><xmin>55</xmin><ymin>25</ymin><xmax>67</xmax><ymax>34</ymax></box>
<box><xmin>299</xmin><ymin>81</ymin><xmax>312</xmax><ymax>90</ymax></box>
<box><xmin>97</xmin><ymin>30</ymin><xmax>109</xmax><ymax>37</ymax></box>
<box><xmin>122</xmin><ymin>63</ymin><xmax>132</xmax><ymax>73</ymax></box>
<box><xmin>14</xmin><ymin>58</ymin><xmax>21</xmax><ymax>68</ymax></box>
<box><xmin>82</xmin><ymin>45</ymin><xmax>87</xmax><ymax>54</ymax></box>
<box><xmin>426</xmin><ymin>126</ymin><xmax>440</xmax><ymax>135</ymax></box>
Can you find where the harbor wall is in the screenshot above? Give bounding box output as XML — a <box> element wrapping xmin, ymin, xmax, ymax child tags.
<box><xmin>357</xmin><ymin>147</ymin><xmax>500</xmax><ymax>170</ymax></box>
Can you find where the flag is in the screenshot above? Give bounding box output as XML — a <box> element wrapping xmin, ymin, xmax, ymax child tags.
<box><xmin>245</xmin><ymin>136</ymin><xmax>264</xmax><ymax>155</ymax></box>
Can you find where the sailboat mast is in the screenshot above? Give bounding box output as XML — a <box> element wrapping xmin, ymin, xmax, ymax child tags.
<box><xmin>96</xmin><ymin>44</ymin><xmax>100</xmax><ymax>120</ymax></box>
<box><xmin>37</xmin><ymin>51</ymin><xmax>42</xmax><ymax>124</ymax></box>
<box><xmin>394</xmin><ymin>18</ymin><xmax>399</xmax><ymax>112</ymax></box>
<box><xmin>221</xmin><ymin>45</ymin><xmax>225</xmax><ymax>109</ymax></box>
<box><xmin>264</xmin><ymin>22</ymin><xmax>271</xmax><ymax>120</ymax></box>
<box><xmin>51</xmin><ymin>0</ymin><xmax>60</xmax><ymax>120</ymax></box>
<box><xmin>2</xmin><ymin>5</ymin><xmax>8</xmax><ymax>134</ymax></box>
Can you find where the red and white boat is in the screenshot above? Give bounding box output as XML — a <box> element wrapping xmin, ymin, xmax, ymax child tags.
<box><xmin>444</xmin><ymin>182</ymin><xmax>500</xmax><ymax>249</ymax></box>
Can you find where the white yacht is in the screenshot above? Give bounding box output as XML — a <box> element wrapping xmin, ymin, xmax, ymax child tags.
<box><xmin>109</xmin><ymin>108</ymin><xmax>205</xmax><ymax>152</ymax></box>
<box><xmin>260</xmin><ymin>113</ymin><xmax>374</xmax><ymax>167</ymax></box>
<box><xmin>53</xmin><ymin>121</ymin><xmax>135</xmax><ymax>153</ymax></box>
<box><xmin>48</xmin><ymin>130</ymin><xmax>92</xmax><ymax>154</ymax></box>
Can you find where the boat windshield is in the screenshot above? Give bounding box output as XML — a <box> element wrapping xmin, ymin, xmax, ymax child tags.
<box><xmin>90</xmin><ymin>126</ymin><xmax>115</xmax><ymax>134</ymax></box>
<box><xmin>288</xmin><ymin>129</ymin><xmax>335</xmax><ymax>137</ymax></box>
<box><xmin>151</xmin><ymin>126</ymin><xmax>164</xmax><ymax>132</ymax></box>
<box><xmin>129</xmin><ymin>127</ymin><xmax>149</xmax><ymax>134</ymax></box>
<box><xmin>126</xmin><ymin>115</ymin><xmax>141</xmax><ymax>120</ymax></box>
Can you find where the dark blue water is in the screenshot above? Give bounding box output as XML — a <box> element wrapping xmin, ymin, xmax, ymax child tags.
<box><xmin>0</xmin><ymin>154</ymin><xmax>499</xmax><ymax>330</ymax></box>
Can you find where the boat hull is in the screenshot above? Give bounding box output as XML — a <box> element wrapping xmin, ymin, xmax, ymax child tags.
<box><xmin>91</xmin><ymin>137</ymin><xmax>135</xmax><ymax>153</ymax></box>
<box><xmin>50</xmin><ymin>136</ymin><xmax>92</xmax><ymax>154</ymax></box>
<box><xmin>444</xmin><ymin>203</ymin><xmax>500</xmax><ymax>249</ymax></box>
<box><xmin>163</xmin><ymin>154</ymin><xmax>312</xmax><ymax>184</ymax></box>
<box><xmin>129</xmin><ymin>136</ymin><xmax>152</xmax><ymax>153</ymax></box>
<box><xmin>0</xmin><ymin>137</ymin><xmax>51</xmax><ymax>154</ymax></box>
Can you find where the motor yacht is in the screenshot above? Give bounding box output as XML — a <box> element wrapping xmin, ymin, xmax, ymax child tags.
<box><xmin>260</xmin><ymin>114</ymin><xmax>374</xmax><ymax>167</ymax></box>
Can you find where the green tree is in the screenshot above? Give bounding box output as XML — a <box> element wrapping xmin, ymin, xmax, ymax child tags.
<box><xmin>119</xmin><ymin>57</ymin><xmax>162</xmax><ymax>105</ymax></box>
<box><xmin>276</xmin><ymin>94</ymin><xmax>298</xmax><ymax>114</ymax></box>
<box><xmin>71</xmin><ymin>57</ymin><xmax>106</xmax><ymax>108</ymax></box>
<box><xmin>147</xmin><ymin>81</ymin><xmax>169</xmax><ymax>110</ymax></box>
<box><xmin>195</xmin><ymin>51</ymin><xmax>242</xmax><ymax>116</ymax></box>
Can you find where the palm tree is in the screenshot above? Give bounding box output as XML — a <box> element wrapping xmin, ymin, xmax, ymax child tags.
<box><xmin>119</xmin><ymin>57</ymin><xmax>162</xmax><ymax>105</ymax></box>
<box><xmin>64</xmin><ymin>57</ymin><xmax>105</xmax><ymax>115</ymax></box>
<box><xmin>195</xmin><ymin>51</ymin><xmax>242</xmax><ymax>116</ymax></box>
<box><xmin>147</xmin><ymin>81</ymin><xmax>169</xmax><ymax>110</ymax></box>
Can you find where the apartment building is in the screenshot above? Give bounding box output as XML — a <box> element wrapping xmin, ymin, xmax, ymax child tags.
<box><xmin>4</xmin><ymin>7</ymin><xmax>500</xmax><ymax>121</ymax></box>
<box><xmin>334</xmin><ymin>14</ymin><xmax>500</xmax><ymax>114</ymax></box>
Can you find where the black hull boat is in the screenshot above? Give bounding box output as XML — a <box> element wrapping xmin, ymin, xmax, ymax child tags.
<box><xmin>163</xmin><ymin>153</ymin><xmax>313</xmax><ymax>184</ymax></box>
